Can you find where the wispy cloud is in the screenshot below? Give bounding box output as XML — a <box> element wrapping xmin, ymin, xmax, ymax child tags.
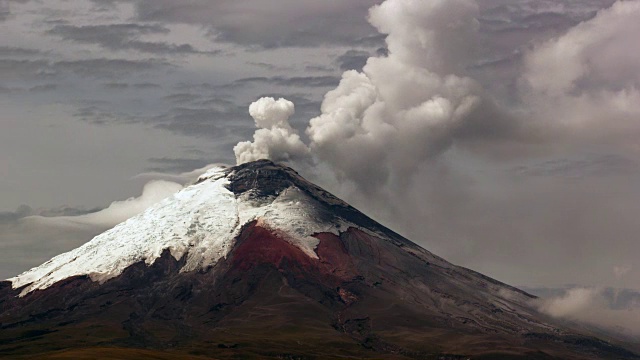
<box><xmin>130</xmin><ymin>0</ymin><xmax>382</xmax><ymax>48</ymax></box>
<box><xmin>47</xmin><ymin>23</ymin><xmax>219</xmax><ymax>55</ymax></box>
<box><xmin>225</xmin><ymin>75</ymin><xmax>341</xmax><ymax>89</ymax></box>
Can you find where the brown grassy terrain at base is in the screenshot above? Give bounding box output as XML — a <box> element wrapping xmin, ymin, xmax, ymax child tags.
<box><xmin>15</xmin><ymin>347</ymin><xmax>218</xmax><ymax>360</ymax></box>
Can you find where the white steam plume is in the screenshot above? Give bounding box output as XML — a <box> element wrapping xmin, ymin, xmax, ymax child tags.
<box><xmin>234</xmin><ymin>97</ymin><xmax>310</xmax><ymax>164</ymax></box>
<box><xmin>236</xmin><ymin>0</ymin><xmax>640</xmax><ymax>179</ymax></box>
<box><xmin>235</xmin><ymin>0</ymin><xmax>512</xmax><ymax>192</ymax></box>
<box><xmin>307</xmin><ymin>0</ymin><xmax>491</xmax><ymax>191</ymax></box>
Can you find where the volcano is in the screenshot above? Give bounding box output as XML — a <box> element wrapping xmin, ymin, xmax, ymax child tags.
<box><xmin>0</xmin><ymin>160</ymin><xmax>637</xmax><ymax>359</ymax></box>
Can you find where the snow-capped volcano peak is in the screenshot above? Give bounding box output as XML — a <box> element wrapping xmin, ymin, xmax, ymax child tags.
<box><xmin>3</xmin><ymin>160</ymin><xmax>635</xmax><ymax>360</ymax></box>
<box><xmin>9</xmin><ymin>160</ymin><xmax>362</xmax><ymax>296</ymax></box>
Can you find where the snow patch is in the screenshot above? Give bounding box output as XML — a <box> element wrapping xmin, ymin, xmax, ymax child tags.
<box><xmin>237</xmin><ymin>187</ymin><xmax>348</xmax><ymax>259</ymax></box>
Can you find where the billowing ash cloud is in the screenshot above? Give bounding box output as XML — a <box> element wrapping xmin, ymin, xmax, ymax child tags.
<box><xmin>234</xmin><ymin>97</ymin><xmax>309</xmax><ymax>164</ymax></box>
<box><xmin>307</xmin><ymin>0</ymin><xmax>488</xmax><ymax>190</ymax></box>
<box><xmin>237</xmin><ymin>0</ymin><xmax>640</xmax><ymax>184</ymax></box>
<box><xmin>237</xmin><ymin>0</ymin><xmax>515</xmax><ymax>191</ymax></box>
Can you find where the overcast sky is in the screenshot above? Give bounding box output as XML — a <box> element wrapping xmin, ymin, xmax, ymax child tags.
<box><xmin>2</xmin><ymin>0</ymin><xmax>640</xmax><ymax>315</ymax></box>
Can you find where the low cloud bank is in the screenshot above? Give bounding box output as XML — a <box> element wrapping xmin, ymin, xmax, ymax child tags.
<box><xmin>534</xmin><ymin>286</ymin><xmax>640</xmax><ymax>337</ymax></box>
